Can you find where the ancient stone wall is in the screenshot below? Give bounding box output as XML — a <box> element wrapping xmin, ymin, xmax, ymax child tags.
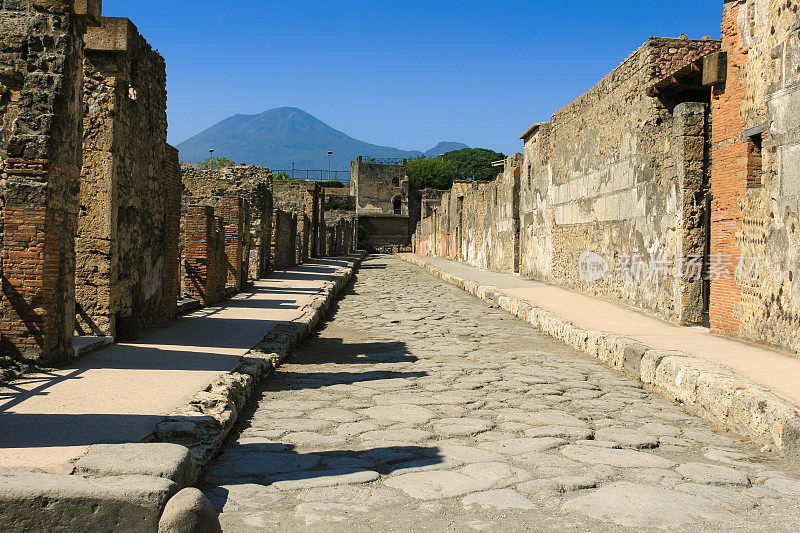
<box><xmin>181</xmin><ymin>165</ymin><xmax>272</xmax><ymax>280</ymax></box>
<box><xmin>414</xmin><ymin>37</ymin><xmax>720</xmax><ymax>325</ymax></box>
<box><xmin>518</xmin><ymin>38</ymin><xmax>718</xmax><ymax>324</ymax></box>
<box><xmin>76</xmin><ymin>17</ymin><xmax>178</xmax><ymax>340</ymax></box>
<box><xmin>0</xmin><ymin>0</ymin><xmax>99</xmax><ymax>363</ymax></box>
<box><xmin>272</xmin><ymin>209</ymin><xmax>297</xmax><ymax>269</ymax></box>
<box><xmin>351</xmin><ymin>157</ymin><xmax>408</xmax><ymax>216</ymax></box>
<box><xmin>272</xmin><ymin>180</ymin><xmax>323</xmax><ymax>261</ymax></box>
<box><xmin>323</xmin><ymin>187</ymin><xmax>355</xmax><ymax>212</ymax></box>
<box><xmin>709</xmin><ymin>0</ymin><xmax>800</xmax><ymax>352</ymax></box>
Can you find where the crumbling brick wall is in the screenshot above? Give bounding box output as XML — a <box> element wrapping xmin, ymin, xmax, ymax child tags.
<box><xmin>1</xmin><ymin>1</ymin><xmax>99</xmax><ymax>363</ymax></box>
<box><xmin>183</xmin><ymin>205</ymin><xmax>225</xmax><ymax>305</ymax></box>
<box><xmin>76</xmin><ymin>17</ymin><xmax>178</xmax><ymax>340</ymax></box>
<box><xmin>709</xmin><ymin>0</ymin><xmax>800</xmax><ymax>352</ymax></box>
<box><xmin>181</xmin><ymin>165</ymin><xmax>273</xmax><ymax>280</ymax></box>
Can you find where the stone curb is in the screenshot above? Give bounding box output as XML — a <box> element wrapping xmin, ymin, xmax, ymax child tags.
<box><xmin>0</xmin><ymin>254</ymin><xmax>366</xmax><ymax>533</ymax></box>
<box><xmin>398</xmin><ymin>254</ymin><xmax>800</xmax><ymax>462</ymax></box>
<box><xmin>151</xmin><ymin>253</ymin><xmax>366</xmax><ymax>474</ymax></box>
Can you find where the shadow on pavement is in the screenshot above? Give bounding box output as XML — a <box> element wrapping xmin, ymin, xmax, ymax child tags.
<box><xmin>202</xmin><ymin>443</ymin><xmax>443</xmax><ymax>511</ymax></box>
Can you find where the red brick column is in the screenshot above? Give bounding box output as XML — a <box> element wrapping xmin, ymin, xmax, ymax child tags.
<box><xmin>709</xmin><ymin>4</ymin><xmax>747</xmax><ymax>336</ymax></box>
<box><xmin>1</xmin><ymin>203</ymin><xmax>66</xmax><ymax>360</ymax></box>
<box><xmin>219</xmin><ymin>197</ymin><xmax>245</xmax><ymax>292</ymax></box>
<box><xmin>183</xmin><ymin>205</ymin><xmax>216</xmax><ymax>305</ymax></box>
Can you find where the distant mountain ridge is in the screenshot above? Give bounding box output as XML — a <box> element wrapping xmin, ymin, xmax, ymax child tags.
<box><xmin>176</xmin><ymin>107</ymin><xmax>468</xmax><ymax>171</ymax></box>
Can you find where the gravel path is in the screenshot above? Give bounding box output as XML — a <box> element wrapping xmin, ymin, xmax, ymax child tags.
<box><xmin>201</xmin><ymin>255</ymin><xmax>800</xmax><ymax>531</ymax></box>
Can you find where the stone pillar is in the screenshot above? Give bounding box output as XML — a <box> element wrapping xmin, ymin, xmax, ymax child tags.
<box><xmin>674</xmin><ymin>102</ymin><xmax>709</xmax><ymax>326</ymax></box>
<box><xmin>162</xmin><ymin>145</ymin><xmax>181</xmax><ymax>320</ymax></box>
<box><xmin>1</xmin><ymin>1</ymin><xmax>99</xmax><ymax>363</ymax></box>
<box><xmin>76</xmin><ymin>17</ymin><xmax>172</xmax><ymax>340</ymax></box>
<box><xmin>219</xmin><ymin>197</ymin><xmax>245</xmax><ymax>292</ymax></box>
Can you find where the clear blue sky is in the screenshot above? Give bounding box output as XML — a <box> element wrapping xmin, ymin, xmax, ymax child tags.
<box><xmin>102</xmin><ymin>0</ymin><xmax>723</xmax><ymax>156</ymax></box>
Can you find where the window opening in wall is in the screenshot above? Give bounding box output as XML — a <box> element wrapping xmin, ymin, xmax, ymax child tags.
<box><xmin>393</xmin><ymin>196</ymin><xmax>402</xmax><ymax>215</ymax></box>
<box><xmin>746</xmin><ymin>133</ymin><xmax>763</xmax><ymax>188</ymax></box>
<box><xmin>392</xmin><ymin>177</ymin><xmax>399</xmax><ymax>186</ymax></box>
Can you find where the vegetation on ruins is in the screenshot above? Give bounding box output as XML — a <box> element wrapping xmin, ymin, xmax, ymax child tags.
<box><xmin>440</xmin><ymin>148</ymin><xmax>506</xmax><ymax>181</ymax></box>
<box><xmin>200</xmin><ymin>156</ymin><xmax>235</xmax><ymax>170</ymax></box>
<box><xmin>273</xmin><ymin>172</ymin><xmax>291</xmax><ymax>181</ymax></box>
<box><xmin>407</xmin><ymin>148</ymin><xmax>506</xmax><ymax>190</ymax></box>
<box><xmin>407</xmin><ymin>156</ymin><xmax>458</xmax><ymax>190</ymax></box>
<box><xmin>324</xmin><ymin>197</ymin><xmax>352</xmax><ymax>211</ymax></box>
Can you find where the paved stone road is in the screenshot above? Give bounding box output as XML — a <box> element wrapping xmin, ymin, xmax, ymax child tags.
<box><xmin>201</xmin><ymin>255</ymin><xmax>800</xmax><ymax>531</ymax></box>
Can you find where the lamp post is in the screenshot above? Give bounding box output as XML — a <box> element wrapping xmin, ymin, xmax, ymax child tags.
<box><xmin>327</xmin><ymin>151</ymin><xmax>333</xmax><ymax>181</ymax></box>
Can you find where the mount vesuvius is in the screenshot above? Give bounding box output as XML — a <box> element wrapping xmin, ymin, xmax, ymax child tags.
<box><xmin>176</xmin><ymin>107</ymin><xmax>467</xmax><ymax>170</ymax></box>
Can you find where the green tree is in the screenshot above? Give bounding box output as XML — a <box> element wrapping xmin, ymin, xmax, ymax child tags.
<box><xmin>200</xmin><ymin>156</ymin><xmax>235</xmax><ymax>170</ymax></box>
<box><xmin>273</xmin><ymin>172</ymin><xmax>291</xmax><ymax>181</ymax></box>
<box><xmin>406</xmin><ymin>157</ymin><xmax>457</xmax><ymax>190</ymax></box>
<box><xmin>440</xmin><ymin>148</ymin><xmax>506</xmax><ymax>181</ymax></box>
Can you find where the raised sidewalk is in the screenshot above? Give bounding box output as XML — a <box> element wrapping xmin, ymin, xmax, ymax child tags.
<box><xmin>0</xmin><ymin>255</ymin><xmax>363</xmax><ymax>474</ymax></box>
<box><xmin>398</xmin><ymin>253</ymin><xmax>800</xmax><ymax>462</ymax></box>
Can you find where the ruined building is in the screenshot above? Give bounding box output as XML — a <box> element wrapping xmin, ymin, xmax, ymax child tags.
<box><xmin>708</xmin><ymin>0</ymin><xmax>800</xmax><ymax>351</ymax></box>
<box><xmin>1</xmin><ymin>0</ymin><xmax>100</xmax><ymax>363</ymax></box>
<box><xmin>351</xmin><ymin>156</ymin><xmax>410</xmax><ymax>250</ymax></box>
<box><xmin>76</xmin><ymin>17</ymin><xmax>181</xmax><ymax>340</ymax></box>
<box><xmin>181</xmin><ymin>164</ymin><xmax>273</xmax><ymax>294</ymax></box>
<box><xmin>416</xmin><ymin>0</ymin><xmax>800</xmax><ymax>355</ymax></box>
<box><xmin>417</xmin><ymin>36</ymin><xmax>723</xmax><ymax>325</ymax></box>
<box><xmin>272</xmin><ymin>180</ymin><xmax>325</xmax><ymax>262</ymax></box>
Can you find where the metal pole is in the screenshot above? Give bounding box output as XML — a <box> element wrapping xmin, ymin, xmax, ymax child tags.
<box><xmin>292</xmin><ymin>162</ymin><xmax>295</xmax><ymax>180</ymax></box>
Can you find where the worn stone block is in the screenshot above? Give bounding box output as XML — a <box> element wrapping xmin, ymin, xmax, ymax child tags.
<box><xmin>702</xmin><ymin>51</ymin><xmax>727</xmax><ymax>86</ymax></box>
<box><xmin>622</xmin><ymin>341</ymin><xmax>649</xmax><ymax>379</ymax></box>
<box><xmin>84</xmin><ymin>17</ymin><xmax>134</xmax><ymax>53</ymax></box>
<box><xmin>74</xmin><ymin>443</ymin><xmax>198</xmax><ymax>489</ymax></box>
<box><xmin>158</xmin><ymin>488</ymin><xmax>221</xmax><ymax>533</ymax></box>
<box><xmin>783</xmin><ymin>418</ymin><xmax>800</xmax><ymax>463</ymax></box>
<box><xmin>0</xmin><ymin>468</ymin><xmax>178</xmax><ymax>532</ymax></box>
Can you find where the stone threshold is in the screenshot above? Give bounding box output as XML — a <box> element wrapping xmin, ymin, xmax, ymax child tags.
<box><xmin>0</xmin><ymin>252</ymin><xmax>365</xmax><ymax>533</ymax></box>
<box><xmin>73</xmin><ymin>335</ymin><xmax>113</xmax><ymax>358</ymax></box>
<box><xmin>397</xmin><ymin>253</ymin><xmax>800</xmax><ymax>465</ymax></box>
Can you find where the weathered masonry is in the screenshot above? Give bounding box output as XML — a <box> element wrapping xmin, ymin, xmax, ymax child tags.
<box><xmin>1</xmin><ymin>0</ymin><xmax>101</xmax><ymax>363</ymax></box>
<box><xmin>272</xmin><ymin>180</ymin><xmax>325</xmax><ymax>261</ymax></box>
<box><xmin>416</xmin><ymin>11</ymin><xmax>800</xmax><ymax>355</ymax></box>
<box><xmin>709</xmin><ymin>0</ymin><xmax>800</xmax><ymax>352</ymax></box>
<box><xmin>351</xmin><ymin>156</ymin><xmax>410</xmax><ymax>251</ymax></box>
<box><xmin>415</xmin><ymin>36</ymin><xmax>723</xmax><ymax>327</ymax></box>
<box><xmin>76</xmin><ymin>17</ymin><xmax>180</xmax><ymax>340</ymax></box>
<box><xmin>181</xmin><ymin>165</ymin><xmax>273</xmax><ymax>286</ymax></box>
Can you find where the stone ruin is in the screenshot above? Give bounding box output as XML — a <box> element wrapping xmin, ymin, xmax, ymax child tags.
<box><xmin>415</xmin><ymin>1</ymin><xmax>800</xmax><ymax>354</ymax></box>
<box><xmin>0</xmin><ymin>1</ymin><xmax>357</xmax><ymax>371</ymax></box>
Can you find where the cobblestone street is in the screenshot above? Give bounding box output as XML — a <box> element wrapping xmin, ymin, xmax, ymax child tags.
<box><xmin>201</xmin><ymin>256</ymin><xmax>800</xmax><ymax>531</ymax></box>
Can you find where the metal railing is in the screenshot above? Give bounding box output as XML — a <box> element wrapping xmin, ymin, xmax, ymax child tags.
<box><xmin>272</xmin><ymin>169</ymin><xmax>351</xmax><ymax>184</ymax></box>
